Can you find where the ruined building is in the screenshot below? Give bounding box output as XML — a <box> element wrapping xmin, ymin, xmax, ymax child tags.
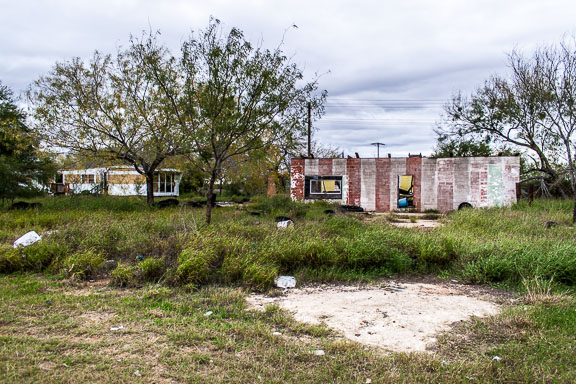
<box><xmin>290</xmin><ymin>156</ymin><xmax>520</xmax><ymax>212</ymax></box>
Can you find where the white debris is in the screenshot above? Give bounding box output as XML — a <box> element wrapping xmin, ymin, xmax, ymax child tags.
<box><xmin>313</xmin><ymin>349</ymin><xmax>325</xmax><ymax>356</ymax></box>
<box><xmin>110</xmin><ymin>325</ymin><xmax>124</xmax><ymax>331</ymax></box>
<box><xmin>13</xmin><ymin>231</ymin><xmax>42</xmax><ymax>248</ymax></box>
<box><xmin>277</xmin><ymin>220</ymin><xmax>293</xmax><ymax>229</ymax></box>
<box><xmin>366</xmin><ymin>379</ymin><xmax>372</xmax><ymax>384</ymax></box>
<box><xmin>203</xmin><ymin>311</ymin><xmax>213</xmax><ymax>317</ymax></box>
<box><xmin>272</xmin><ymin>331</ymin><xmax>282</xmax><ymax>336</ymax></box>
<box><xmin>275</xmin><ymin>276</ymin><xmax>296</xmax><ymax>289</ymax></box>
<box><xmin>492</xmin><ymin>356</ymin><xmax>502</xmax><ymax>362</ymax></box>
<box><xmin>134</xmin><ymin>370</ymin><xmax>141</xmax><ymax>377</ymax></box>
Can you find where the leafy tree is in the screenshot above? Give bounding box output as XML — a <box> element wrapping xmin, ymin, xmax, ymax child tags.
<box><xmin>431</xmin><ymin>129</ymin><xmax>492</xmax><ymax>158</ymax></box>
<box><xmin>179</xmin><ymin>20</ymin><xmax>326</xmax><ymax>223</ymax></box>
<box><xmin>0</xmin><ymin>82</ymin><xmax>54</xmax><ymax>204</ymax></box>
<box><xmin>438</xmin><ymin>38</ymin><xmax>576</xmax><ymax>221</ymax></box>
<box><xmin>28</xmin><ymin>34</ymin><xmax>189</xmax><ymax>205</ymax></box>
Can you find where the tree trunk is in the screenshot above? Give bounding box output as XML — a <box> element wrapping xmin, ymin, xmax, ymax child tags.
<box><xmin>145</xmin><ymin>172</ymin><xmax>155</xmax><ymax>205</ymax></box>
<box><xmin>205</xmin><ymin>172</ymin><xmax>217</xmax><ymax>224</ymax></box>
<box><xmin>267</xmin><ymin>172</ymin><xmax>277</xmax><ymax>197</ymax></box>
<box><xmin>573</xmin><ymin>196</ymin><xmax>576</xmax><ymax>224</ymax></box>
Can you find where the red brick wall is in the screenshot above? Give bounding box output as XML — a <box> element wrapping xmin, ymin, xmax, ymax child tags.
<box><xmin>406</xmin><ymin>157</ymin><xmax>422</xmax><ymax>210</ymax></box>
<box><xmin>375</xmin><ymin>158</ymin><xmax>391</xmax><ymax>211</ymax></box>
<box><xmin>318</xmin><ymin>159</ymin><xmax>333</xmax><ymax>175</ymax></box>
<box><xmin>346</xmin><ymin>158</ymin><xmax>362</xmax><ymax>206</ymax></box>
<box><xmin>290</xmin><ymin>159</ymin><xmax>305</xmax><ymax>200</ymax></box>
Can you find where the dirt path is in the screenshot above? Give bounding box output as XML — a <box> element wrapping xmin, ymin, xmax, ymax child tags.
<box><xmin>248</xmin><ymin>280</ymin><xmax>505</xmax><ymax>353</ymax></box>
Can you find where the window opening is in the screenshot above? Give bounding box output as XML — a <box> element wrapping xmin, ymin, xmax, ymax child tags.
<box><xmin>310</xmin><ymin>179</ymin><xmax>341</xmax><ymax>194</ymax></box>
<box><xmin>398</xmin><ymin>175</ymin><xmax>414</xmax><ymax>208</ymax></box>
<box><xmin>304</xmin><ymin>176</ymin><xmax>343</xmax><ymax>199</ymax></box>
<box><xmin>155</xmin><ymin>173</ymin><xmax>175</xmax><ymax>193</ymax></box>
<box><xmin>81</xmin><ymin>174</ymin><xmax>95</xmax><ymax>184</ymax></box>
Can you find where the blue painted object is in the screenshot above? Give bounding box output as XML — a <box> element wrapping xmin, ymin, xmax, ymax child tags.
<box><xmin>398</xmin><ymin>198</ymin><xmax>408</xmax><ymax>208</ymax></box>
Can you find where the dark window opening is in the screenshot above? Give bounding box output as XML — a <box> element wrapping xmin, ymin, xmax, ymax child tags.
<box><xmin>81</xmin><ymin>174</ymin><xmax>95</xmax><ymax>184</ymax></box>
<box><xmin>54</xmin><ymin>174</ymin><xmax>64</xmax><ymax>184</ymax></box>
<box><xmin>305</xmin><ymin>176</ymin><xmax>343</xmax><ymax>199</ymax></box>
<box><xmin>398</xmin><ymin>175</ymin><xmax>414</xmax><ymax>208</ymax></box>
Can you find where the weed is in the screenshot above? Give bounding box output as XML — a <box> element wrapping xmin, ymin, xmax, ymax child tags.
<box><xmin>62</xmin><ymin>249</ymin><xmax>105</xmax><ymax>279</ymax></box>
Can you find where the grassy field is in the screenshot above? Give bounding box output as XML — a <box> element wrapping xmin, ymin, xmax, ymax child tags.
<box><xmin>1</xmin><ymin>196</ymin><xmax>575</xmax><ymax>382</ymax></box>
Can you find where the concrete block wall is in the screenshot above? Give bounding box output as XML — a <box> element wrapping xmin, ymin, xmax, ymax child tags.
<box><xmin>290</xmin><ymin>156</ymin><xmax>520</xmax><ymax>212</ymax></box>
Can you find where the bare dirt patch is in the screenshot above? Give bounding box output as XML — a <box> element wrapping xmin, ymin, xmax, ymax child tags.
<box><xmin>248</xmin><ymin>279</ymin><xmax>505</xmax><ymax>353</ymax></box>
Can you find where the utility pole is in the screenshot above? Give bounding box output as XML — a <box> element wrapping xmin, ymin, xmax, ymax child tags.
<box><xmin>307</xmin><ymin>102</ymin><xmax>312</xmax><ymax>158</ymax></box>
<box><xmin>371</xmin><ymin>142</ymin><xmax>386</xmax><ymax>158</ymax></box>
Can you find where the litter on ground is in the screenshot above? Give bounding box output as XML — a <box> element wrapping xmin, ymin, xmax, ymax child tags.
<box><xmin>13</xmin><ymin>231</ymin><xmax>42</xmax><ymax>248</ymax></box>
<box><xmin>275</xmin><ymin>276</ymin><xmax>297</xmax><ymax>289</ymax></box>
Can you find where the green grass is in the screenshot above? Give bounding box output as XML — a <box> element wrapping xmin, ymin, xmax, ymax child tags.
<box><xmin>1</xmin><ymin>196</ymin><xmax>576</xmax><ymax>382</ymax></box>
<box><xmin>1</xmin><ymin>196</ymin><xmax>575</xmax><ymax>289</ymax></box>
<box><xmin>0</xmin><ymin>274</ymin><xmax>574</xmax><ymax>383</ymax></box>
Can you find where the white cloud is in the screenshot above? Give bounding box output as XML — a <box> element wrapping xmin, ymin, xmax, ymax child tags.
<box><xmin>2</xmin><ymin>0</ymin><xmax>576</xmax><ymax>155</ymax></box>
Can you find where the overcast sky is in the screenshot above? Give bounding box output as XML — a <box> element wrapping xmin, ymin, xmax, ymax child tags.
<box><xmin>2</xmin><ymin>0</ymin><xmax>576</xmax><ymax>157</ymax></box>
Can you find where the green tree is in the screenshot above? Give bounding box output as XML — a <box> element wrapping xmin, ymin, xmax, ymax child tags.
<box><xmin>438</xmin><ymin>38</ymin><xmax>576</xmax><ymax>221</ymax></box>
<box><xmin>431</xmin><ymin>129</ymin><xmax>492</xmax><ymax>158</ymax></box>
<box><xmin>0</xmin><ymin>82</ymin><xmax>54</xmax><ymax>204</ymax></box>
<box><xmin>179</xmin><ymin>20</ymin><xmax>326</xmax><ymax>223</ymax></box>
<box><xmin>28</xmin><ymin>34</ymin><xmax>189</xmax><ymax>205</ymax></box>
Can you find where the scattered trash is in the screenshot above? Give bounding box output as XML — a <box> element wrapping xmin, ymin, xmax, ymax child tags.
<box><xmin>273</xmin><ymin>331</ymin><xmax>282</xmax><ymax>336</ymax></box>
<box><xmin>274</xmin><ymin>216</ymin><xmax>292</xmax><ymax>222</ymax></box>
<box><xmin>323</xmin><ymin>209</ymin><xmax>335</xmax><ymax>215</ymax></box>
<box><xmin>45</xmin><ymin>299</ymin><xmax>52</xmax><ymax>306</ymax></box>
<box><xmin>13</xmin><ymin>231</ymin><xmax>42</xmax><ymax>248</ymax></box>
<box><xmin>339</xmin><ymin>205</ymin><xmax>364</xmax><ymax>212</ymax></box>
<box><xmin>546</xmin><ymin>221</ymin><xmax>557</xmax><ymax>228</ymax></box>
<box><xmin>9</xmin><ymin>201</ymin><xmax>42</xmax><ymax>210</ymax></box>
<box><xmin>492</xmin><ymin>356</ymin><xmax>502</xmax><ymax>362</ymax></box>
<box><xmin>366</xmin><ymin>379</ymin><xmax>372</xmax><ymax>384</ymax></box>
<box><xmin>442</xmin><ymin>360</ymin><xmax>450</xmax><ymax>366</ymax></box>
<box><xmin>276</xmin><ymin>220</ymin><xmax>293</xmax><ymax>229</ymax></box>
<box><xmin>313</xmin><ymin>349</ymin><xmax>325</xmax><ymax>356</ymax></box>
<box><xmin>450</xmin><ymin>279</ymin><xmax>459</xmax><ymax>283</ymax></box>
<box><xmin>203</xmin><ymin>311</ymin><xmax>213</xmax><ymax>317</ymax></box>
<box><xmin>134</xmin><ymin>369</ymin><xmax>141</xmax><ymax>377</ymax></box>
<box><xmin>63</xmin><ymin>363</ymin><xmax>69</xmax><ymax>368</ymax></box>
<box><xmin>156</xmin><ymin>198</ymin><xmax>179</xmax><ymax>208</ymax></box>
<box><xmin>185</xmin><ymin>200</ymin><xmax>206</xmax><ymax>208</ymax></box>
<box><xmin>110</xmin><ymin>325</ymin><xmax>124</xmax><ymax>331</ymax></box>
<box><xmin>137</xmin><ymin>255</ymin><xmax>144</xmax><ymax>261</ymax></box>
<box><xmin>275</xmin><ymin>276</ymin><xmax>296</xmax><ymax>289</ymax></box>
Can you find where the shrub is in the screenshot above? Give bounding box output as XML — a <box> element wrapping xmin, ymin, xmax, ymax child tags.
<box><xmin>22</xmin><ymin>240</ymin><xmax>68</xmax><ymax>271</ymax></box>
<box><xmin>242</xmin><ymin>260</ymin><xmax>278</xmax><ymax>290</ymax></box>
<box><xmin>140</xmin><ymin>257</ymin><xmax>166</xmax><ymax>282</ymax></box>
<box><xmin>0</xmin><ymin>245</ymin><xmax>22</xmax><ymax>273</ymax></box>
<box><xmin>62</xmin><ymin>249</ymin><xmax>105</xmax><ymax>280</ymax></box>
<box><xmin>111</xmin><ymin>262</ymin><xmax>138</xmax><ymax>287</ymax></box>
<box><xmin>176</xmin><ymin>247</ymin><xmax>217</xmax><ymax>284</ymax></box>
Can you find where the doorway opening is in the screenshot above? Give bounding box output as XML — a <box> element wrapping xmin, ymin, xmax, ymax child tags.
<box><xmin>398</xmin><ymin>175</ymin><xmax>414</xmax><ymax>208</ymax></box>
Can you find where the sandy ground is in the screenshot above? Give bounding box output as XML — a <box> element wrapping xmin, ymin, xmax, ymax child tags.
<box><xmin>248</xmin><ymin>280</ymin><xmax>504</xmax><ymax>353</ymax></box>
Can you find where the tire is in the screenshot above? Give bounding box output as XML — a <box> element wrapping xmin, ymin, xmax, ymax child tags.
<box><xmin>458</xmin><ymin>202</ymin><xmax>473</xmax><ymax>210</ymax></box>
